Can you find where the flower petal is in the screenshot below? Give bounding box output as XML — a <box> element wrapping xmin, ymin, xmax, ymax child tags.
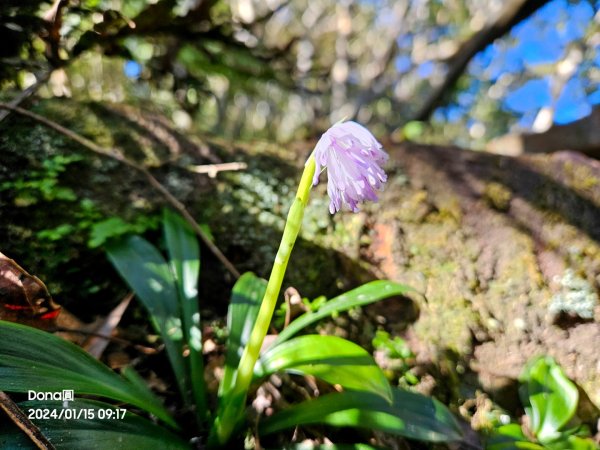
<box><xmin>311</xmin><ymin>121</ymin><xmax>388</xmax><ymax>214</ymax></box>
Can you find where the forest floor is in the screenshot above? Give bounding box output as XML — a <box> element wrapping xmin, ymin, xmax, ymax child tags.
<box><xmin>1</xmin><ymin>99</ymin><xmax>599</xmax><ymax>448</ymax></box>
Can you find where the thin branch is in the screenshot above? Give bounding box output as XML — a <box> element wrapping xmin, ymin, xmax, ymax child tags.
<box><xmin>186</xmin><ymin>162</ymin><xmax>247</xmax><ymax>178</ymax></box>
<box><xmin>52</xmin><ymin>327</ymin><xmax>159</xmax><ymax>354</ymax></box>
<box><xmin>412</xmin><ymin>0</ymin><xmax>552</xmax><ymax>122</ymax></box>
<box><xmin>0</xmin><ymin>102</ymin><xmax>240</xmax><ymax>279</ymax></box>
<box><xmin>0</xmin><ymin>71</ymin><xmax>52</xmax><ymax>123</ymax></box>
<box><xmin>0</xmin><ymin>391</ymin><xmax>54</xmax><ymax>450</ymax></box>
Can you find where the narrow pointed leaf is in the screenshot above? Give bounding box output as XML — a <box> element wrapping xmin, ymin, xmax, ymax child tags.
<box><xmin>163</xmin><ymin>209</ymin><xmax>200</xmax><ymax>308</ymax></box>
<box><xmin>219</xmin><ymin>272</ymin><xmax>267</xmax><ymax>398</ymax></box>
<box><xmin>211</xmin><ymin>273</ymin><xmax>267</xmax><ymax>442</ymax></box>
<box><xmin>256</xmin><ymin>335</ymin><xmax>392</xmax><ymax>402</ymax></box>
<box><xmin>260</xmin><ymin>387</ymin><xmax>462</xmax><ymax>443</ymax></box>
<box><xmin>272</xmin><ymin>444</ymin><xmax>385</xmax><ymax>450</ymax></box>
<box><xmin>0</xmin><ymin>399</ymin><xmax>188</xmax><ymax>449</ymax></box>
<box><xmin>275</xmin><ymin>281</ymin><xmax>414</xmax><ymax>344</ymax></box>
<box><xmin>0</xmin><ymin>321</ymin><xmax>175</xmax><ymax>427</ymax></box>
<box><xmin>163</xmin><ymin>208</ymin><xmax>206</xmax><ymax>415</ymax></box>
<box><xmin>106</xmin><ymin>236</ymin><xmax>187</xmax><ymax>399</ymax></box>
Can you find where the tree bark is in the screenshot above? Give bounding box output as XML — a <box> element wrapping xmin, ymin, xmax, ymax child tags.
<box><xmin>413</xmin><ymin>0</ymin><xmax>552</xmax><ymax>122</ymax></box>
<box><xmin>363</xmin><ymin>140</ymin><xmax>600</xmax><ymax>413</ymax></box>
<box><xmin>487</xmin><ymin>107</ymin><xmax>600</xmax><ymax>159</ymax></box>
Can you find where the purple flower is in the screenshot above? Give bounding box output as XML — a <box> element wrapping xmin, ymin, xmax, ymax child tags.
<box><xmin>312</xmin><ymin>121</ymin><xmax>388</xmax><ymax>214</ymax></box>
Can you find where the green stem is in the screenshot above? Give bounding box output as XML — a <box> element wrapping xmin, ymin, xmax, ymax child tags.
<box><xmin>211</xmin><ymin>157</ymin><xmax>316</xmax><ymax>445</ymax></box>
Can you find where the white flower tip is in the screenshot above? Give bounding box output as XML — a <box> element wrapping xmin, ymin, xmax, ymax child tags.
<box><xmin>312</xmin><ymin>120</ymin><xmax>388</xmax><ymax>214</ymax></box>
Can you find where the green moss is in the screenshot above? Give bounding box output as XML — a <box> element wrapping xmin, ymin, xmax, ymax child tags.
<box><xmin>0</xmin><ymin>99</ymin><xmax>173</xmax><ymax>319</ymax></box>
<box><xmin>483</xmin><ymin>182</ymin><xmax>512</xmax><ymax>211</ymax></box>
<box><xmin>562</xmin><ymin>160</ymin><xmax>599</xmax><ymax>191</ymax></box>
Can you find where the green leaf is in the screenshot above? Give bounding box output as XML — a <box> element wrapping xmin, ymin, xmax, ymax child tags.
<box><xmin>89</xmin><ymin>217</ymin><xmax>133</xmax><ymax>248</ymax></box>
<box><xmin>487</xmin><ymin>433</ymin><xmax>599</xmax><ymax>450</ymax></box>
<box><xmin>256</xmin><ymin>335</ymin><xmax>392</xmax><ymax>402</ymax></box>
<box><xmin>210</xmin><ymin>273</ymin><xmax>267</xmax><ymax>442</ymax></box>
<box><xmin>519</xmin><ymin>356</ymin><xmax>579</xmax><ymax>443</ymax></box>
<box><xmin>0</xmin><ymin>321</ymin><xmax>175</xmax><ymax>428</ymax></box>
<box><xmin>218</xmin><ymin>272</ymin><xmax>267</xmax><ymax>399</ymax></box>
<box><xmin>0</xmin><ymin>399</ymin><xmax>188</xmax><ymax>449</ymax></box>
<box><xmin>106</xmin><ymin>235</ymin><xmax>188</xmax><ymax>401</ymax></box>
<box><xmin>260</xmin><ymin>387</ymin><xmax>462</xmax><ymax>443</ymax></box>
<box><xmin>402</xmin><ymin>121</ymin><xmax>425</xmax><ymax>141</ymax></box>
<box><xmin>120</xmin><ymin>366</ymin><xmax>166</xmax><ymax>411</ymax></box>
<box><xmin>559</xmin><ymin>436</ymin><xmax>600</xmax><ymax>450</ymax></box>
<box><xmin>163</xmin><ymin>208</ymin><xmax>206</xmax><ymax>415</ymax></box>
<box><xmin>487</xmin><ymin>424</ymin><xmax>545</xmax><ymax>450</ymax></box>
<box><xmin>163</xmin><ymin>209</ymin><xmax>200</xmax><ymax>310</ymax></box>
<box><xmin>541</xmin><ymin>436</ymin><xmax>600</xmax><ymax>450</ymax></box>
<box><xmin>275</xmin><ymin>281</ymin><xmax>414</xmax><ymax>345</ymax></box>
<box><xmin>272</xmin><ymin>444</ymin><xmax>385</xmax><ymax>450</ymax></box>
<box><xmin>37</xmin><ymin>224</ymin><xmax>75</xmax><ymax>241</ymax></box>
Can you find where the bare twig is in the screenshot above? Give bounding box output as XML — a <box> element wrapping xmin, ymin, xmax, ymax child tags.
<box><xmin>0</xmin><ymin>102</ymin><xmax>240</xmax><ymax>279</ymax></box>
<box><xmin>0</xmin><ymin>391</ymin><xmax>55</xmax><ymax>449</ymax></box>
<box><xmin>186</xmin><ymin>162</ymin><xmax>247</xmax><ymax>178</ymax></box>
<box><xmin>0</xmin><ymin>71</ymin><xmax>52</xmax><ymax>123</ymax></box>
<box><xmin>52</xmin><ymin>327</ymin><xmax>158</xmax><ymax>355</ymax></box>
<box><xmin>52</xmin><ymin>328</ymin><xmax>131</xmax><ymax>345</ymax></box>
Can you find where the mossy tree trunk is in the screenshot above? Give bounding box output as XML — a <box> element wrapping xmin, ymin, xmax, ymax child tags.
<box><xmin>360</xmin><ymin>141</ymin><xmax>600</xmax><ymax>411</ymax></box>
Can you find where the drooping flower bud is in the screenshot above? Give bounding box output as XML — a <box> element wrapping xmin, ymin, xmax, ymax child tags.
<box><xmin>312</xmin><ymin>121</ymin><xmax>388</xmax><ymax>214</ymax></box>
